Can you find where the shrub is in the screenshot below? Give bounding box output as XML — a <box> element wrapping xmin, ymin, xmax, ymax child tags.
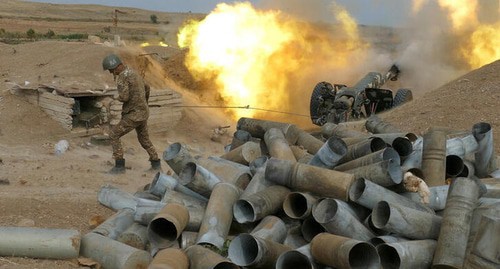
<box><xmin>45</xmin><ymin>29</ymin><xmax>55</xmax><ymax>39</ymax></box>
<box><xmin>26</xmin><ymin>28</ymin><xmax>36</xmax><ymax>39</ymax></box>
<box><xmin>150</xmin><ymin>14</ymin><xmax>158</xmax><ymax>24</ymax></box>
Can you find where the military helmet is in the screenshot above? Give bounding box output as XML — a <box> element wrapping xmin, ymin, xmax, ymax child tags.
<box><xmin>102</xmin><ymin>54</ymin><xmax>122</xmax><ymax>70</ymax></box>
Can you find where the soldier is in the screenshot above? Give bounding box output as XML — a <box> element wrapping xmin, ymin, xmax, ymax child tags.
<box><xmin>102</xmin><ymin>53</ymin><xmax>161</xmax><ymax>173</ymax></box>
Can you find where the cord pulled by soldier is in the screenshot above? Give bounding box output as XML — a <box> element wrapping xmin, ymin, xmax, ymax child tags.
<box><xmin>102</xmin><ymin>53</ymin><xmax>161</xmax><ymax>174</ymax></box>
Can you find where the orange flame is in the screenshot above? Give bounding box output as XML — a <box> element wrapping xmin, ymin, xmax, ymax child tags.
<box><xmin>435</xmin><ymin>0</ymin><xmax>499</xmax><ymax>68</ymax></box>
<box><xmin>178</xmin><ymin>2</ymin><xmax>367</xmax><ymax>122</ymax></box>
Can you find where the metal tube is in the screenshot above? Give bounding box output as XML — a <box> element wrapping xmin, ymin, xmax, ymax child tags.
<box><xmin>313</xmin><ymin>198</ymin><xmax>375</xmax><ymax>241</ymax></box>
<box><xmin>446</xmin><ymin>155</ymin><xmax>465</xmax><ymax>178</ymax></box>
<box><xmin>186</xmin><ymin>245</ymin><xmax>239</xmax><ymax>269</ymax></box>
<box><xmin>276</xmin><ymin>244</ymin><xmax>319</xmax><ymax>269</ymax></box>
<box><xmin>365</xmin><ymin>114</ymin><xmax>401</xmax><ymax>134</ymax></box>
<box><xmin>0</xmin><ymin>227</ymin><xmax>80</xmax><ymax>259</ymax></box>
<box><xmin>301</xmin><ymin>217</ymin><xmax>326</xmax><ymax>242</ymax></box>
<box><xmin>468</xmin><ymin>215</ymin><xmax>500</xmax><ymax>265</ymax></box>
<box><xmin>264</xmin><ymin>127</ymin><xmax>297</xmax><ymax>162</ymax></box>
<box><xmin>228</xmin><ymin>233</ymin><xmax>292</xmax><ymax>268</ymax></box>
<box><xmin>473</xmin><ymin>122</ymin><xmax>497</xmax><ymax>177</ymax></box>
<box><xmin>433</xmin><ymin>177</ymin><xmax>485</xmax><ymax>268</ymax></box>
<box><xmin>458</xmin><ymin>160</ymin><xmax>475</xmax><ymax>177</ymax></box>
<box><xmin>180</xmin><ymin>231</ymin><xmax>198</xmax><ymax>250</ymax></box>
<box><xmin>321</xmin><ymin>122</ymin><xmax>369</xmax><ymax>139</ymax></box>
<box><xmin>446</xmin><ymin>134</ymin><xmax>478</xmax><ymax>158</ymax></box>
<box><xmin>310</xmin><ymin>233</ymin><xmax>380</xmax><ymax>269</ymax></box>
<box><xmin>369</xmin><ymin>235</ymin><xmax>408</xmax><ymax>247</ymax></box>
<box><xmin>377</xmin><ymin>240</ymin><xmax>437</xmax><ymax>269</ymax></box>
<box><xmin>308</xmin><ymin>136</ymin><xmax>347</xmax><ymax>169</ymax></box>
<box><xmin>349</xmin><ymin>178</ymin><xmax>435</xmax><ymax>213</ymax></box>
<box><xmin>93</xmin><ymin>208</ymin><xmax>135</xmax><ymax>240</ymax></box>
<box><xmin>179</xmin><ymin>162</ymin><xmax>221</xmax><ymax>197</ymax></box>
<box><xmin>237</xmin><ymin>117</ymin><xmax>300</xmax><ymax>144</ymax></box>
<box><xmin>221</xmin><ymin>141</ymin><xmax>262</xmax><ymax>165</ymax></box>
<box><xmin>98</xmin><ymin>184</ymin><xmax>137</xmax><ymax>211</ymax></box>
<box><xmin>233</xmin><ymin>185</ymin><xmax>290</xmax><ymax>223</ymax></box>
<box><xmin>401</xmin><ymin>185</ymin><xmax>449</xmax><ymax>211</ymax></box>
<box><xmin>163</xmin><ymin>142</ymin><xmax>196</xmax><ymax>175</ymax></box>
<box><xmin>296</xmin><ymin>129</ymin><xmax>325</xmax><ymax>155</ymax></box>
<box><xmin>334</xmin><ymin>147</ymin><xmax>400</xmax><ymax>172</ymax></box>
<box><xmin>249</xmin><ymin>155</ymin><xmax>268</xmax><ymax>175</ymax></box>
<box><xmin>421</xmin><ymin>127</ymin><xmax>447</xmax><ymax>186</ymax></box>
<box><xmin>149</xmin><ymin>172</ymin><xmax>208</xmax><ymax>202</ymax></box>
<box><xmin>81</xmin><ymin>232</ymin><xmax>151</xmax><ymax>269</ymax></box>
<box><xmin>250</xmin><ymin>215</ymin><xmax>287</xmax><ymax>243</ymax></box>
<box><xmin>149</xmin><ymin>248</ymin><xmax>189</xmax><ymax>269</ymax></box>
<box><xmin>197</xmin><ymin>182</ymin><xmax>241</xmax><ymax>250</ymax></box>
<box><xmin>481</xmin><ymin>178</ymin><xmax>500</xmax><ymax>198</ymax></box>
<box><xmin>240</xmin><ymin>161</ymin><xmax>273</xmax><ymax>199</ymax></box>
<box><xmin>117</xmin><ymin>223</ymin><xmax>148</xmax><ymax>250</ymax></box>
<box><xmin>291</xmin><ymin>145</ymin><xmax>314</xmax><ymax>164</ymax></box>
<box><xmin>401</xmin><ymin>136</ymin><xmax>423</xmax><ymax>171</ymax></box>
<box><xmin>339</xmin><ymin>137</ymin><xmax>387</xmax><ymax>164</ymax></box>
<box><xmin>148</xmin><ymin>203</ymin><xmax>190</xmax><ymax>249</ymax></box>
<box><xmin>372</xmin><ymin>201</ymin><xmax>442</xmax><ymax>239</ymax></box>
<box><xmin>364</xmin><ymin>213</ymin><xmax>390</xmax><ymax>236</ymax></box>
<box><xmin>283</xmin><ymin>192</ymin><xmax>318</xmax><ymax>220</ymax></box>
<box><xmin>392</xmin><ymin>137</ymin><xmax>413</xmax><ymax>159</ymax></box>
<box><xmin>266</xmin><ymin>157</ymin><xmax>355</xmax><ymax>200</ymax></box>
<box><xmin>345</xmin><ymin>159</ymin><xmax>403</xmax><ymax>187</ymax></box>
<box><xmin>230</xmin><ymin>129</ymin><xmax>252</xmax><ymax>151</ymax></box>
<box><xmin>197</xmin><ymin>156</ymin><xmax>252</xmax><ymax>190</ymax></box>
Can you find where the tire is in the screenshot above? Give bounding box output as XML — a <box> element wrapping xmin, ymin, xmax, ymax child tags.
<box><xmin>393</xmin><ymin>88</ymin><xmax>413</xmax><ymax>107</ymax></box>
<box><xmin>310</xmin><ymin>82</ymin><xmax>335</xmax><ymax>124</ymax></box>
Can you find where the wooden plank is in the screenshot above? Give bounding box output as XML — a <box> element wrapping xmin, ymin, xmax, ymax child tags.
<box><xmin>40</xmin><ymin>91</ymin><xmax>75</xmax><ymax>105</ymax></box>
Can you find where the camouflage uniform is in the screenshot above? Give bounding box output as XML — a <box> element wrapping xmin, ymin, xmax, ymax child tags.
<box><xmin>109</xmin><ymin>66</ymin><xmax>159</xmax><ymax>161</ymax></box>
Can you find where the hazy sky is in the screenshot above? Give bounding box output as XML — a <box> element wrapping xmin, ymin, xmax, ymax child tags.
<box><xmin>27</xmin><ymin>0</ymin><xmax>412</xmax><ymax>27</ymax></box>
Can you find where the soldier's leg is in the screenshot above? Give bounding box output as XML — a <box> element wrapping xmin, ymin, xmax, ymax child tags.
<box><xmin>135</xmin><ymin>121</ymin><xmax>159</xmax><ymax>161</ymax></box>
<box><xmin>109</xmin><ymin>118</ymin><xmax>136</xmax><ymax>160</ymax></box>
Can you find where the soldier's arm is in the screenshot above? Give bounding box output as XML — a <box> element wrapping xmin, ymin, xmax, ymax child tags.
<box><xmin>117</xmin><ymin>78</ymin><xmax>130</xmax><ymax>102</ymax></box>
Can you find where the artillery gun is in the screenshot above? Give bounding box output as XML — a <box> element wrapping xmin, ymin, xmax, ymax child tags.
<box><xmin>309</xmin><ymin>64</ymin><xmax>413</xmax><ymax>126</ymax></box>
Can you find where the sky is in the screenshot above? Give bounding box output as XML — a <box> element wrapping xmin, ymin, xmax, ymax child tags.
<box><xmin>27</xmin><ymin>0</ymin><xmax>413</xmax><ymax>27</ymax></box>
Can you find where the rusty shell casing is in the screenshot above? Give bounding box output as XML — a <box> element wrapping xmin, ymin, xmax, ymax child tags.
<box><xmin>237</xmin><ymin>117</ymin><xmax>300</xmax><ymax>144</ymax></box>
<box><xmin>250</xmin><ymin>215</ymin><xmax>287</xmax><ymax>243</ymax></box>
<box><xmin>313</xmin><ymin>198</ymin><xmax>375</xmax><ymax>241</ymax></box>
<box><xmin>221</xmin><ymin>141</ymin><xmax>262</xmax><ymax>165</ymax></box>
<box><xmin>197</xmin><ymin>156</ymin><xmax>251</xmax><ymax>190</ymax></box>
<box><xmin>229</xmin><ymin>129</ymin><xmax>253</xmax><ymax>151</ymax></box>
<box><xmin>148</xmin><ymin>203</ymin><xmax>190</xmax><ymax>249</ymax></box>
<box><xmin>149</xmin><ymin>248</ymin><xmax>189</xmax><ymax>269</ymax></box>
<box><xmin>117</xmin><ymin>223</ymin><xmax>148</xmax><ymax>250</ymax></box>
<box><xmin>185</xmin><ymin>245</ymin><xmax>239</xmax><ymax>269</ymax></box>
<box><xmin>421</xmin><ymin>127</ymin><xmax>447</xmax><ymax>186</ymax></box>
<box><xmin>301</xmin><ymin>217</ymin><xmax>326</xmax><ymax>242</ymax></box>
<box><xmin>345</xmin><ymin>159</ymin><xmax>403</xmax><ymax>187</ymax></box>
<box><xmin>264</xmin><ymin>127</ymin><xmax>297</xmax><ymax>162</ymax></box>
<box><xmin>334</xmin><ymin>147</ymin><xmax>400</xmax><ymax>172</ymax></box>
<box><xmin>473</xmin><ymin>122</ymin><xmax>498</xmax><ymax>178</ymax></box>
<box><xmin>365</xmin><ymin>114</ymin><xmax>401</xmax><ymax>134</ymax></box>
<box><xmin>372</xmin><ymin>201</ymin><xmax>442</xmax><ymax>239</ymax></box>
<box><xmin>93</xmin><ymin>208</ymin><xmax>135</xmax><ymax>240</ymax></box>
<box><xmin>432</xmin><ymin>177</ymin><xmax>485</xmax><ymax>269</ymax></box>
<box><xmin>179</xmin><ymin>162</ymin><xmax>221</xmax><ymax>198</ymax></box>
<box><xmin>276</xmin><ymin>244</ymin><xmax>319</xmax><ymax>269</ymax></box>
<box><xmin>196</xmin><ymin>182</ymin><xmax>242</xmax><ymax>250</ymax></box>
<box><xmin>308</xmin><ymin>136</ymin><xmax>347</xmax><ymax>169</ymax></box>
<box><xmin>339</xmin><ymin>137</ymin><xmax>387</xmax><ymax>164</ymax></box>
<box><xmin>377</xmin><ymin>240</ymin><xmax>437</xmax><ymax>269</ymax></box>
<box><xmin>283</xmin><ymin>192</ymin><xmax>318</xmax><ymax>220</ymax></box>
<box><xmin>240</xmin><ymin>164</ymin><xmax>274</xmax><ymax>200</ymax></box>
<box><xmin>321</xmin><ymin>122</ymin><xmax>370</xmax><ymax>139</ymax></box>
<box><xmin>233</xmin><ymin>185</ymin><xmax>290</xmax><ymax>223</ymax></box>
<box><xmin>265</xmin><ymin>157</ymin><xmax>354</xmax><ymax>201</ymax></box>
<box><xmin>310</xmin><ymin>233</ymin><xmax>380</xmax><ymax>269</ymax></box>
<box><xmin>349</xmin><ymin>178</ymin><xmax>435</xmax><ymax>214</ymax></box>
<box><xmin>295</xmin><ymin>129</ymin><xmax>325</xmax><ymax>155</ymax></box>
<box><xmin>81</xmin><ymin>232</ymin><xmax>151</xmax><ymax>269</ymax></box>
<box><xmin>163</xmin><ymin>142</ymin><xmax>196</xmax><ymax>175</ymax></box>
<box><xmin>228</xmin><ymin>233</ymin><xmax>292</xmax><ymax>268</ymax></box>
<box><xmin>290</xmin><ymin>145</ymin><xmax>314</xmax><ymax>164</ymax></box>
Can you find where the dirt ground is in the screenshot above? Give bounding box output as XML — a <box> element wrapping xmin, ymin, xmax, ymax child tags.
<box><xmin>0</xmin><ymin>1</ymin><xmax>499</xmax><ymax>268</ymax></box>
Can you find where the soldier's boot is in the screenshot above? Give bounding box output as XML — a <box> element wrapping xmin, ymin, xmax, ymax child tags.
<box><xmin>149</xmin><ymin>159</ymin><xmax>162</xmax><ymax>171</ymax></box>
<box><xmin>109</xmin><ymin>158</ymin><xmax>126</xmax><ymax>174</ymax></box>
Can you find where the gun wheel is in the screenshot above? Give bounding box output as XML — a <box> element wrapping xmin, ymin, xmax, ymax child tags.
<box><xmin>310</xmin><ymin>82</ymin><xmax>335</xmax><ymax>125</ymax></box>
<box><xmin>393</xmin><ymin>89</ymin><xmax>413</xmax><ymax>107</ymax></box>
